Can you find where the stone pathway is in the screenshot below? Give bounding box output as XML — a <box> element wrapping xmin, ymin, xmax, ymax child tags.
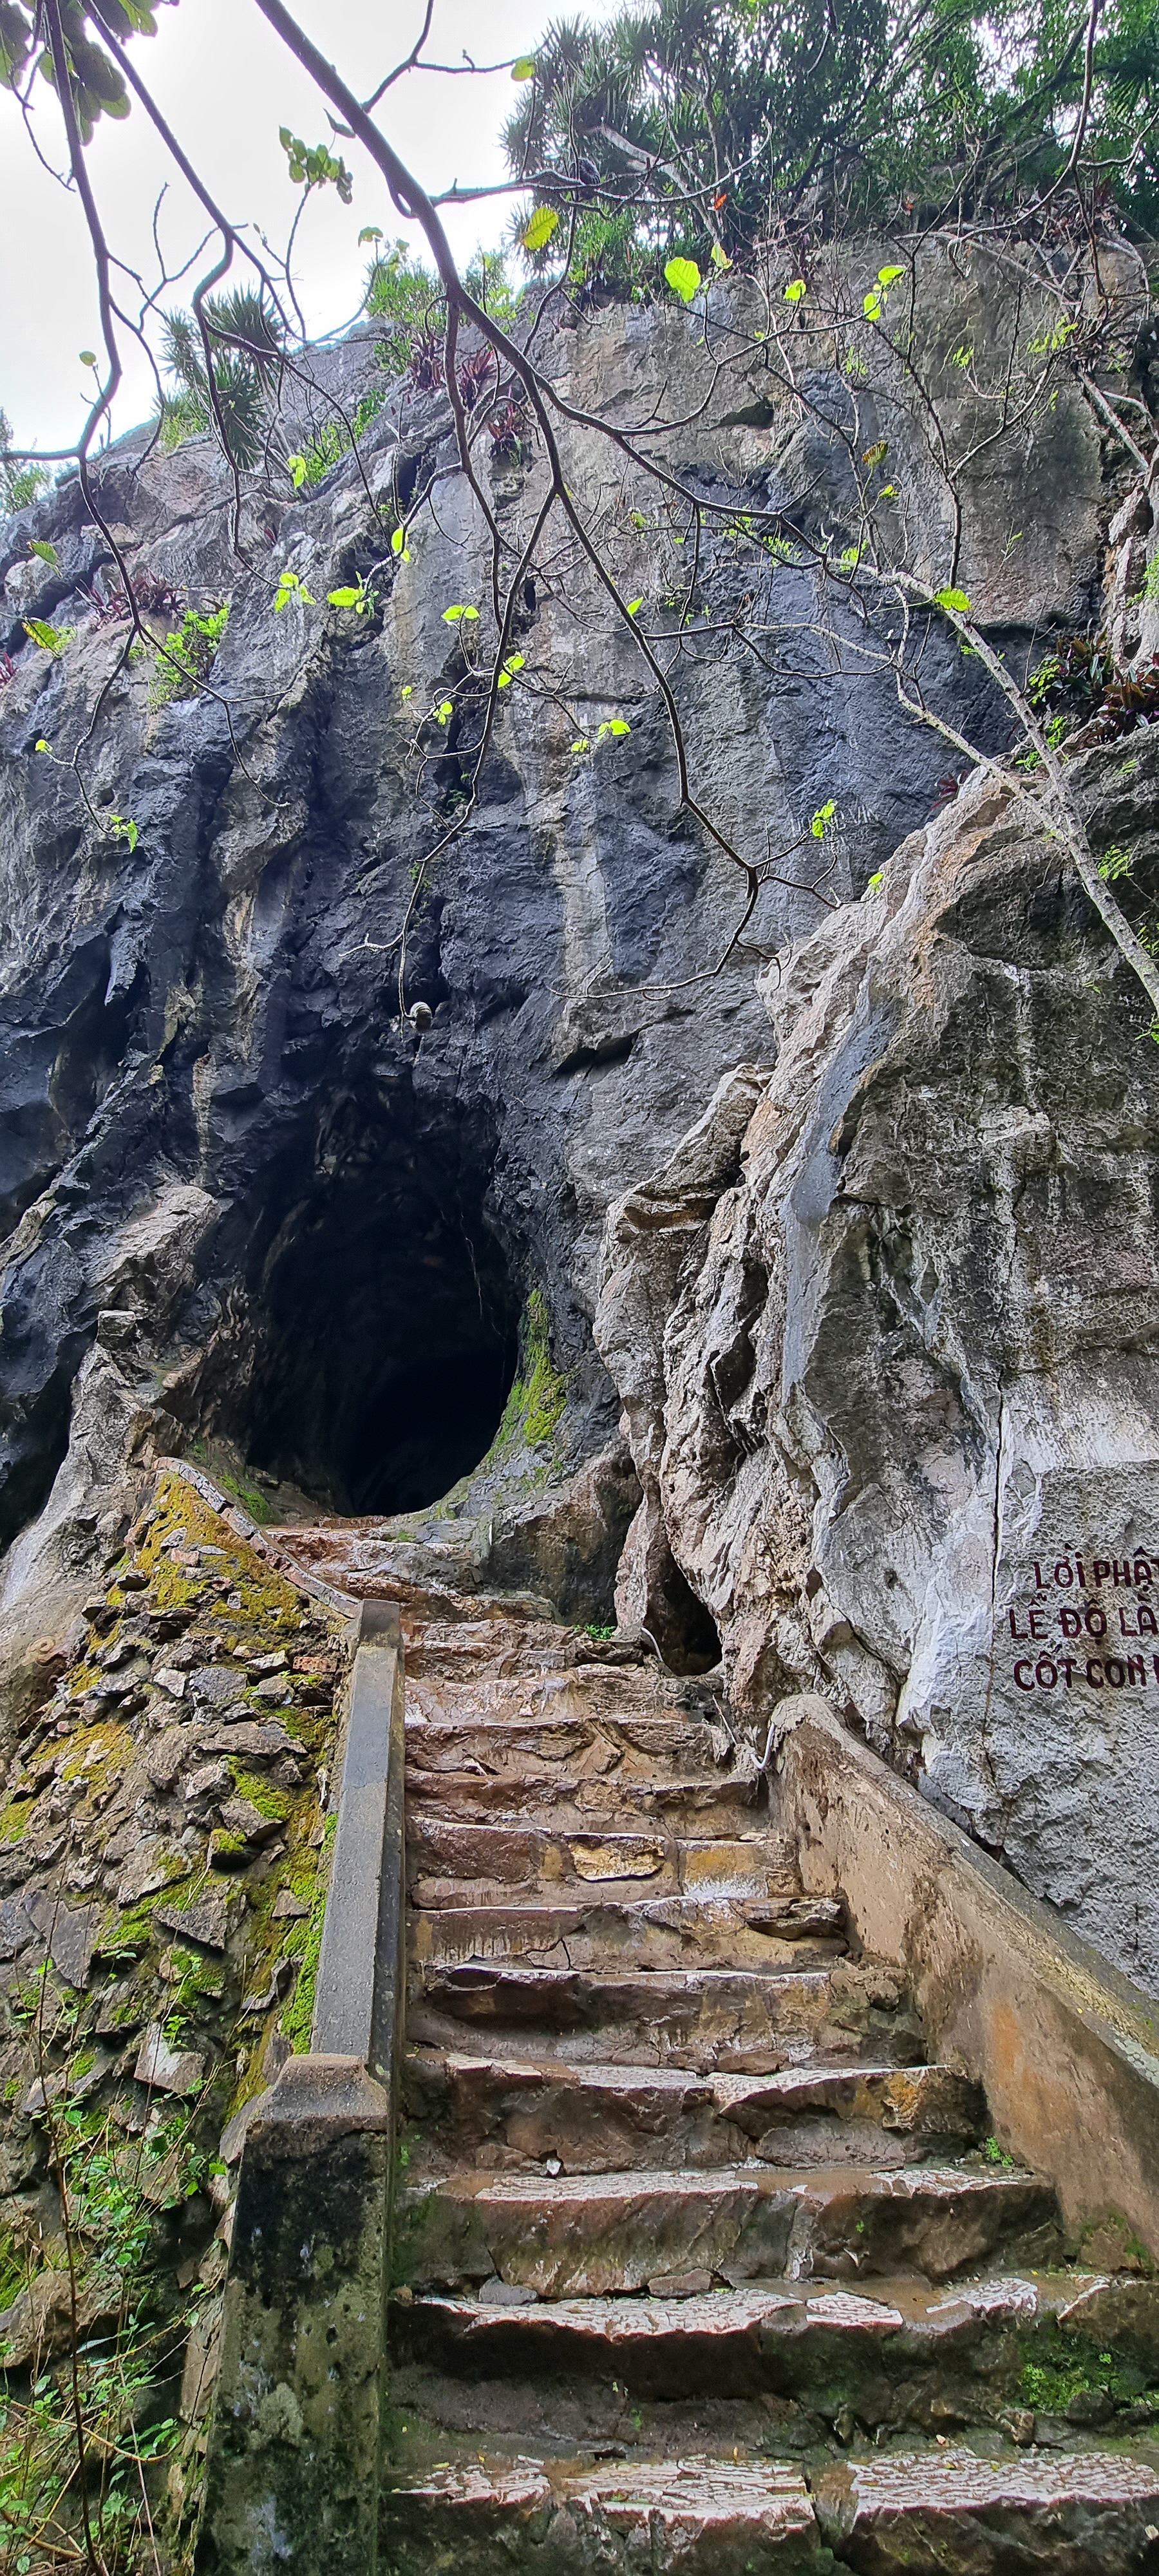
<box><xmin>276</xmin><ymin>1555</ymin><xmax>1159</xmax><ymax>2573</ymax></box>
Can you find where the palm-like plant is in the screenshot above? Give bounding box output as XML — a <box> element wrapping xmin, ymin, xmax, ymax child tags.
<box><xmin>158</xmin><ymin>288</ymin><xmax>284</xmax><ymax>469</ymax></box>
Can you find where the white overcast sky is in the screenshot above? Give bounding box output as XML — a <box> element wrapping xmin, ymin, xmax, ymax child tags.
<box><xmin>1</xmin><ymin>0</ymin><xmax>612</xmax><ymax>456</ymax></box>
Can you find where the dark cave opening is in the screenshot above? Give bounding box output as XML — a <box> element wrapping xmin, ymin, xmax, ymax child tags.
<box><xmin>230</xmin><ymin>1092</ymin><xmax>520</xmax><ymax>1518</ymax></box>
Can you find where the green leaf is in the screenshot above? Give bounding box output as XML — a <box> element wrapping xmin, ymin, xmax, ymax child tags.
<box><xmin>865</xmin><ymin>868</ymin><xmax>885</xmax><ymax>894</ymax></box>
<box><xmin>810</xmin><ymin>799</ymin><xmax>836</xmax><ymax>838</ymax></box>
<box><xmin>442</xmin><ymin>603</ymin><xmax>480</xmax><ymax>621</ymax></box>
<box><xmin>23</xmin><ymin>617</ymin><xmax>64</xmax><ymax>651</ymax></box>
<box><xmin>391</xmin><ymin>524</ymin><xmax>408</xmax><ymax>556</ymax></box>
<box><xmin>784</xmin><ymin>278</ymin><xmax>807</xmax><ymax>303</ymax></box>
<box><xmin>400</xmin><ymin>683</ymin><xmax>413</xmax><ymax>699</ymax></box>
<box><xmin>598</xmin><ymin>717</ymin><xmax>632</xmax><ymax>737</ymax></box>
<box><xmin>625</xmin><ymin>598</ymin><xmax>643</xmax><ymax>616</ymax></box>
<box><xmin>288</xmin><ymin>454</ymin><xmax>308</xmax><ymax>489</ymax></box>
<box><xmin>863</xmin><ymin>290</ymin><xmax>881</xmax><ymax>319</ymax></box>
<box><xmin>569</xmin><ymin>737</ymin><xmax>590</xmax><ymax>753</ymax></box>
<box><xmin>933</xmin><ymin>586</ymin><xmax>972</xmax><ymax>614</ymax></box>
<box><xmin>28</xmin><ymin>538</ymin><xmax>58</xmax><ymax>567</ymax></box>
<box><xmin>34</xmin><ymin>739</ymin><xmax>52</xmax><ymax>754</ymax></box>
<box><xmin>436</xmin><ymin>699</ymin><xmax>454</xmax><ymax>724</ymax></box>
<box><xmin>79</xmin><ymin>348</ymin><xmax>97</xmax><ymax>368</ymax></box>
<box><xmin>109</xmin><ymin>815</ymin><xmax>138</xmax><ymax>851</ymax></box>
<box><xmin>877</xmin><ymin>265</ymin><xmax>905</xmax><ymax>286</ymax></box>
<box><xmin>512</xmin><ymin>54</ymin><xmax>536</xmax><ymax>79</ymax></box>
<box><xmin>274</xmin><ymin>569</ymin><xmax>316</xmax><ymax>611</ymax></box>
<box><xmin>710</xmin><ymin>243</ymin><xmax>731</xmax><ymax>270</ymax></box>
<box><xmin>359</xmin><ymin>226</ymin><xmax>383</xmax><ymax>244</ymax></box>
<box><xmin>522</xmin><ymin>204</ymin><xmax>560</xmax><ymax>252</ymax></box>
<box><xmin>327</xmin><ymin>587</ymin><xmax>363</xmax><ymax>608</ymax></box>
<box><xmin>664</xmin><ymin>257</ymin><xmax>701</xmax><ymax>304</ymax></box>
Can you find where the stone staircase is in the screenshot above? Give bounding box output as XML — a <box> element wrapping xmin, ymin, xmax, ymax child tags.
<box><xmin>353</xmin><ymin>1586</ymin><xmax>1159</xmax><ymax>2575</ymax></box>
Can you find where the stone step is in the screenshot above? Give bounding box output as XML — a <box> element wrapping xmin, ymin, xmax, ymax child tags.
<box><xmin>389</xmin><ymin>2271</ymin><xmax>1158</xmax><ymax>2427</ymax></box>
<box><xmin>409</xmin><ymin>1896</ymin><xmax>847</xmax><ymax>1978</ymax></box>
<box><xmin>384</xmin><ymin>2454</ymin><xmax>825</xmax><ymax>2576</ymax></box>
<box><xmin>402</xmin><ymin>2052</ymin><xmax>984</xmax><ymax>2172</ymax></box>
<box><xmin>407</xmin><ymin>1962</ymin><xmax>924</xmax><ymax>2070</ymax></box>
<box><xmin>402</xmin><ymin>1634</ymin><xmax>672</xmax><ymax>1692</ymax></box>
<box><xmin>395</xmin><ymin>2162</ymin><xmax>1061</xmax><ymax>2298</ymax></box>
<box><xmin>384</xmin><ymin>2445</ymin><xmax>1159</xmax><ymax>2575</ymax></box>
<box><xmin>408</xmin><ymin>1817</ymin><xmax>796</xmax><ymax>1904</ymax></box>
<box><xmin>406</xmin><ymin>1767</ymin><xmax>768</xmax><ymax>1835</ymax></box>
<box><xmin>405</xmin><ymin>1713</ymin><xmax>733</xmax><ymax>1780</ymax></box>
<box><xmin>815</xmin><ymin>2446</ymin><xmax>1159</xmax><ymax>2571</ymax></box>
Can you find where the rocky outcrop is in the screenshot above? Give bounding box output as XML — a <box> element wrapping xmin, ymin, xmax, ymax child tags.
<box><xmin>0</xmin><ymin>251</ymin><xmax>1121</xmax><ymax>1666</ymax></box>
<box><xmin>596</xmin><ymin>740</ymin><xmax>1159</xmax><ymax>1994</ymax></box>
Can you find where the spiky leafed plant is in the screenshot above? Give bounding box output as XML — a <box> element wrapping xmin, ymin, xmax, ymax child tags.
<box><xmin>159</xmin><ymin>287</ymin><xmax>285</xmax><ymax>468</ymax></box>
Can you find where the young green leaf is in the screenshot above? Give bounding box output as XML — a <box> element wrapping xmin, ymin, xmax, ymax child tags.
<box><xmin>400</xmin><ymin>684</ymin><xmax>413</xmax><ymax>699</ymax></box>
<box><xmin>877</xmin><ymin>265</ymin><xmax>905</xmax><ymax>286</ymax></box>
<box><xmin>512</xmin><ymin>54</ymin><xmax>536</xmax><ymax>79</ymax></box>
<box><xmin>811</xmin><ymin>799</ymin><xmax>837</xmax><ymax>838</ymax></box>
<box><xmin>23</xmin><ymin>617</ymin><xmax>68</xmax><ymax>652</ymax></box>
<box><xmin>359</xmin><ymin>226</ymin><xmax>383</xmax><ymax>245</ymax></box>
<box><xmin>274</xmin><ymin>569</ymin><xmax>316</xmax><ymax>611</ymax></box>
<box><xmin>569</xmin><ymin>736</ymin><xmax>590</xmax><ymax>753</ymax></box>
<box><xmin>933</xmin><ymin>585</ymin><xmax>972</xmax><ymax>614</ymax></box>
<box><xmin>664</xmin><ymin>257</ymin><xmax>701</xmax><ymax>303</ymax></box>
<box><xmin>784</xmin><ymin>278</ymin><xmax>807</xmax><ymax>303</ymax></box>
<box><xmin>34</xmin><ymin>739</ymin><xmax>52</xmax><ymax>755</ymax></box>
<box><xmin>390</xmin><ymin>524</ymin><xmax>410</xmax><ymax>559</ymax></box>
<box><xmin>436</xmin><ymin>699</ymin><xmax>454</xmax><ymax>725</ymax></box>
<box><xmin>79</xmin><ymin>349</ymin><xmax>98</xmax><ymax>368</ymax></box>
<box><xmin>287</xmin><ymin>454</ymin><xmax>308</xmax><ymax>489</ymax></box>
<box><xmin>863</xmin><ymin>289</ymin><xmax>882</xmax><ymax>319</ymax></box>
<box><xmin>865</xmin><ymin>867</ymin><xmax>885</xmax><ymax>894</ymax></box>
<box><xmin>496</xmin><ymin>652</ymin><xmax>526</xmax><ymax>688</ymax></box>
<box><xmin>598</xmin><ymin>717</ymin><xmax>632</xmax><ymax>737</ymax></box>
<box><xmin>522</xmin><ymin>204</ymin><xmax>560</xmax><ymax>252</ymax></box>
<box><xmin>327</xmin><ymin>587</ymin><xmax>363</xmax><ymax>609</ymax></box>
<box><xmin>625</xmin><ymin>598</ymin><xmax>643</xmax><ymax>616</ymax></box>
<box><xmin>109</xmin><ymin>815</ymin><xmax>139</xmax><ymax>851</ymax></box>
<box><xmin>28</xmin><ymin>539</ymin><xmax>58</xmax><ymax>567</ymax></box>
<box><xmin>442</xmin><ymin>603</ymin><xmax>480</xmax><ymax>622</ymax></box>
<box><xmin>710</xmin><ymin>243</ymin><xmax>731</xmax><ymax>270</ymax></box>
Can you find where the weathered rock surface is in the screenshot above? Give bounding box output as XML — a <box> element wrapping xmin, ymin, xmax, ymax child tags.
<box><xmin>0</xmin><ymin>254</ymin><xmax>1124</xmax><ymax>1669</ymax></box>
<box><xmin>596</xmin><ymin>744</ymin><xmax>1159</xmax><ymax>1993</ymax></box>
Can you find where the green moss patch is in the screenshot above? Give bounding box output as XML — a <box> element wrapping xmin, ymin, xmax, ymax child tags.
<box><xmin>493</xmin><ymin>1288</ymin><xmax>567</xmax><ymax>1454</ymax></box>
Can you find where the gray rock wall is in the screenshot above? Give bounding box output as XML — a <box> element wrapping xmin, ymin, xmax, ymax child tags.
<box><xmin>596</xmin><ymin>746</ymin><xmax>1159</xmax><ymax>1993</ymax></box>
<box><xmin>4</xmin><ymin>249</ymin><xmax>1157</xmax><ymax>1987</ymax></box>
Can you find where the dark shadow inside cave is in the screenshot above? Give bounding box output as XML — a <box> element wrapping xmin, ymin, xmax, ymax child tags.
<box><xmin>226</xmin><ymin>1092</ymin><xmax>520</xmax><ymax>1517</ymax></box>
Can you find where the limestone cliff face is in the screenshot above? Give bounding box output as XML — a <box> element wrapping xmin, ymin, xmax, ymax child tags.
<box><xmin>1</xmin><ymin>261</ymin><xmax>1154</xmax><ymax>1984</ymax></box>
<box><xmin>596</xmin><ymin>744</ymin><xmax>1159</xmax><ymax>1994</ymax></box>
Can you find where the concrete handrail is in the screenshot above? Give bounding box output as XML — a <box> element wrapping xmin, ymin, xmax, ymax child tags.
<box><xmin>313</xmin><ymin>1599</ymin><xmax>406</xmax><ymax>2085</ymax></box>
<box><xmin>773</xmin><ymin>1694</ymin><xmax>1159</xmax><ymax>2266</ymax></box>
<box><xmin>198</xmin><ymin>1600</ymin><xmax>406</xmax><ymax>2575</ymax></box>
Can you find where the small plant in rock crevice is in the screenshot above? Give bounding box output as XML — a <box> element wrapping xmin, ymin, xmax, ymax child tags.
<box><xmin>148</xmin><ymin>603</ymin><xmax>230</xmax><ymax>710</ymax></box>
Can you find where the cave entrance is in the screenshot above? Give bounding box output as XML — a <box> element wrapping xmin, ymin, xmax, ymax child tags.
<box><xmin>230</xmin><ymin>1088</ymin><xmax>520</xmax><ymax>1518</ymax></box>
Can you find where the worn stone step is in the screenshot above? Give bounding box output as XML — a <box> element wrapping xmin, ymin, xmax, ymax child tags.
<box><xmin>406</xmin><ymin>1767</ymin><xmax>768</xmax><ymax>1835</ymax></box>
<box><xmin>389</xmin><ymin>2271</ymin><xmax>1159</xmax><ymax>2427</ymax></box>
<box><xmin>404</xmin><ymin>1714</ymin><xmax>731</xmax><ymax>1779</ymax></box>
<box><xmin>395</xmin><ymin>2162</ymin><xmax>1061</xmax><ymax>2298</ymax></box>
<box><xmin>408</xmin><ymin>1962</ymin><xmax>923</xmax><ymax>2071</ymax></box>
<box><xmin>409</xmin><ymin>1817</ymin><xmax>802</xmax><ymax>1904</ymax></box>
<box><xmin>402</xmin><ymin>1635</ymin><xmax>674</xmax><ymax>1694</ymax></box>
<box><xmin>402</xmin><ymin>2053</ymin><xmax>984</xmax><ymax>2172</ymax></box>
<box><xmin>815</xmin><ymin>2446</ymin><xmax>1159</xmax><ymax>2571</ymax></box>
<box><xmin>384</xmin><ymin>2454</ymin><xmax>826</xmax><ymax>2576</ymax></box>
<box><xmin>410</xmin><ymin>1896</ymin><xmax>847</xmax><ymax>1979</ymax></box>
